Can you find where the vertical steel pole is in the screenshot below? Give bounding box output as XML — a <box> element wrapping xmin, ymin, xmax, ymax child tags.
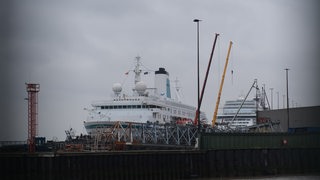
<box><xmin>277</xmin><ymin>91</ymin><xmax>279</xmax><ymax>109</ymax></box>
<box><xmin>270</xmin><ymin>88</ymin><xmax>273</xmax><ymax>110</ymax></box>
<box><xmin>193</xmin><ymin>19</ymin><xmax>201</xmax><ymax>133</ymax></box>
<box><xmin>285</xmin><ymin>68</ymin><xmax>290</xmax><ymax>132</ymax></box>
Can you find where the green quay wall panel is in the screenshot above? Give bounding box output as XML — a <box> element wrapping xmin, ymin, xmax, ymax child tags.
<box><xmin>200</xmin><ymin>132</ymin><xmax>320</xmax><ymax>150</ymax></box>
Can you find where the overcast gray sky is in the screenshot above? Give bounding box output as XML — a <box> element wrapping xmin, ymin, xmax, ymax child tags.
<box><xmin>1</xmin><ymin>0</ymin><xmax>319</xmax><ymax>141</ymax></box>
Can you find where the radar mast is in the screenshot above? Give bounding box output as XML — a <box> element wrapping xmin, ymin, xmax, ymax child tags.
<box><xmin>134</xmin><ymin>56</ymin><xmax>142</xmax><ymax>85</ymax></box>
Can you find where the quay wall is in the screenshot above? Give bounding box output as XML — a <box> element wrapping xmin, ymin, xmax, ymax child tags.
<box><xmin>1</xmin><ymin>132</ymin><xmax>320</xmax><ymax>180</ymax></box>
<box><xmin>1</xmin><ymin>149</ymin><xmax>320</xmax><ymax>179</ymax></box>
<box><xmin>200</xmin><ymin>132</ymin><xmax>320</xmax><ymax>149</ymax></box>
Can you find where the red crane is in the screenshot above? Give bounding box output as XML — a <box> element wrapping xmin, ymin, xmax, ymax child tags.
<box><xmin>26</xmin><ymin>83</ymin><xmax>40</xmax><ymax>153</ymax></box>
<box><xmin>194</xmin><ymin>33</ymin><xmax>219</xmax><ymax>126</ymax></box>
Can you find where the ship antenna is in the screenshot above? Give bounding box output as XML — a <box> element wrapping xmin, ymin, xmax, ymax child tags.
<box><xmin>174</xmin><ymin>77</ymin><xmax>182</xmax><ymax>102</ymax></box>
<box><xmin>174</xmin><ymin>77</ymin><xmax>181</xmax><ymax>92</ymax></box>
<box><xmin>134</xmin><ymin>56</ymin><xmax>142</xmax><ymax>85</ymax></box>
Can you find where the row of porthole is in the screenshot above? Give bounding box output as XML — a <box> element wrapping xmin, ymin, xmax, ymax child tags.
<box><xmin>113</xmin><ymin>98</ymin><xmax>140</xmax><ymax>101</ymax></box>
<box><xmin>100</xmin><ymin>105</ymin><xmax>161</xmax><ymax>110</ymax></box>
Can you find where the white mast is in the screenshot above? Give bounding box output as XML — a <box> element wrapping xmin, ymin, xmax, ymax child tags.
<box><xmin>134</xmin><ymin>56</ymin><xmax>142</xmax><ymax>85</ymax></box>
<box><xmin>174</xmin><ymin>78</ymin><xmax>182</xmax><ymax>102</ymax></box>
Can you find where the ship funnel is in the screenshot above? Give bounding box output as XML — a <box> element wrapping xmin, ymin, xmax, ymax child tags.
<box><xmin>155</xmin><ymin>68</ymin><xmax>171</xmax><ymax>98</ymax></box>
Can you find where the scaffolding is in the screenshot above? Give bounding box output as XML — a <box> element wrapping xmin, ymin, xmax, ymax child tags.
<box><xmin>90</xmin><ymin>122</ymin><xmax>199</xmax><ymax>151</ymax></box>
<box><xmin>26</xmin><ymin>83</ymin><xmax>40</xmax><ymax>153</ymax></box>
<box><xmin>86</xmin><ymin>120</ymin><xmax>284</xmax><ymax>151</ymax></box>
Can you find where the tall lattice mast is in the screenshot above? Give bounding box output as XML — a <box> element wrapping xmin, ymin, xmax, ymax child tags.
<box><xmin>26</xmin><ymin>83</ymin><xmax>40</xmax><ymax>153</ymax></box>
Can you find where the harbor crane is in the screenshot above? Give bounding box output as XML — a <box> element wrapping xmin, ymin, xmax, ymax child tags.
<box><xmin>194</xmin><ymin>33</ymin><xmax>219</xmax><ymax>126</ymax></box>
<box><xmin>212</xmin><ymin>41</ymin><xmax>233</xmax><ymax>126</ymax></box>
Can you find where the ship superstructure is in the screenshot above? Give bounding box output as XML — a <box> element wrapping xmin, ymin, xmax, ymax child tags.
<box><xmin>84</xmin><ymin>57</ymin><xmax>207</xmax><ymax>135</ymax></box>
<box><xmin>215</xmin><ymin>98</ymin><xmax>258</xmax><ymax>129</ymax></box>
<box><xmin>214</xmin><ymin>78</ymin><xmax>269</xmax><ymax>130</ymax></box>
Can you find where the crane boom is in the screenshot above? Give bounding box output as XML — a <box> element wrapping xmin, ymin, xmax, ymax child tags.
<box><xmin>212</xmin><ymin>41</ymin><xmax>233</xmax><ymax>126</ymax></box>
<box><xmin>193</xmin><ymin>33</ymin><xmax>219</xmax><ymax>125</ymax></box>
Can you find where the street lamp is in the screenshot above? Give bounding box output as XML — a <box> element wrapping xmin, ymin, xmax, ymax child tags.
<box><xmin>285</xmin><ymin>68</ymin><xmax>290</xmax><ymax>131</ymax></box>
<box><xmin>193</xmin><ymin>19</ymin><xmax>201</xmax><ymax>132</ymax></box>
<box><xmin>270</xmin><ymin>88</ymin><xmax>274</xmax><ymax>110</ymax></box>
<box><xmin>282</xmin><ymin>94</ymin><xmax>285</xmax><ymax>109</ymax></box>
<box><xmin>276</xmin><ymin>91</ymin><xmax>279</xmax><ymax>109</ymax></box>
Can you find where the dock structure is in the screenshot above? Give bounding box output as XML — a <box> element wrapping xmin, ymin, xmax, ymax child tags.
<box><xmin>1</xmin><ymin>132</ymin><xmax>320</xmax><ymax>180</ymax></box>
<box><xmin>1</xmin><ymin>106</ymin><xmax>319</xmax><ymax>179</ymax></box>
<box><xmin>88</xmin><ymin>122</ymin><xmax>199</xmax><ymax>151</ymax></box>
<box><xmin>64</xmin><ymin>120</ymin><xmax>281</xmax><ymax>151</ymax></box>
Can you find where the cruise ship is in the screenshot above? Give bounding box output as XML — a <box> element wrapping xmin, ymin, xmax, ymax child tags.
<box><xmin>84</xmin><ymin>57</ymin><xmax>207</xmax><ymax>135</ymax></box>
<box><xmin>215</xmin><ymin>97</ymin><xmax>260</xmax><ymax>129</ymax></box>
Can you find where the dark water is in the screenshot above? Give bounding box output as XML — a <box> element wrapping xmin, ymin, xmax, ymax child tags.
<box><xmin>238</xmin><ymin>175</ymin><xmax>320</xmax><ymax>180</ymax></box>
<box><xmin>198</xmin><ymin>175</ymin><xmax>320</xmax><ymax>180</ymax></box>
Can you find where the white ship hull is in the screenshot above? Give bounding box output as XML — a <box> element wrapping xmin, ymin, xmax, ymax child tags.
<box><xmin>84</xmin><ymin>121</ymin><xmax>144</xmax><ymax>135</ymax></box>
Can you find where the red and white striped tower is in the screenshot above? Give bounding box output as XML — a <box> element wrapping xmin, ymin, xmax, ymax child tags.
<box><xmin>26</xmin><ymin>83</ymin><xmax>40</xmax><ymax>153</ymax></box>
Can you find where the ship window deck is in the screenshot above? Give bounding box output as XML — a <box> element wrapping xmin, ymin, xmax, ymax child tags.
<box><xmin>100</xmin><ymin>104</ymin><xmax>161</xmax><ymax>110</ymax></box>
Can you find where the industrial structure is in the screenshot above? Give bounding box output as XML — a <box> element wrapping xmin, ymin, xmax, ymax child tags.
<box><xmin>63</xmin><ymin>120</ymin><xmax>281</xmax><ymax>152</ymax></box>
<box><xmin>212</xmin><ymin>41</ymin><xmax>233</xmax><ymax>126</ymax></box>
<box><xmin>26</xmin><ymin>83</ymin><xmax>40</xmax><ymax>153</ymax></box>
<box><xmin>258</xmin><ymin>106</ymin><xmax>320</xmax><ymax>132</ymax></box>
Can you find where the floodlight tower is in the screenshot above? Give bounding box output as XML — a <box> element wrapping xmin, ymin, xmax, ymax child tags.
<box><xmin>26</xmin><ymin>83</ymin><xmax>40</xmax><ymax>153</ymax></box>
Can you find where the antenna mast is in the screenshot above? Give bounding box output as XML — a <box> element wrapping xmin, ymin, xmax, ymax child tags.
<box><xmin>134</xmin><ymin>56</ymin><xmax>142</xmax><ymax>85</ymax></box>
